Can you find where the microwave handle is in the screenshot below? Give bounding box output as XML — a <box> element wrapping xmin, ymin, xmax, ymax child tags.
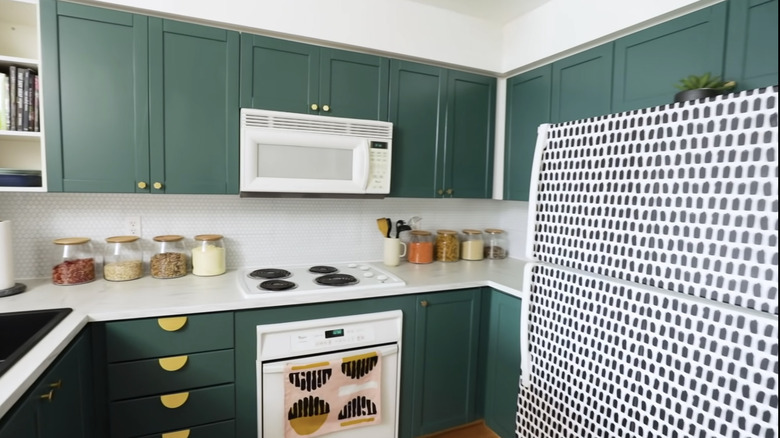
<box><xmin>357</xmin><ymin>139</ymin><xmax>370</xmax><ymax>190</ymax></box>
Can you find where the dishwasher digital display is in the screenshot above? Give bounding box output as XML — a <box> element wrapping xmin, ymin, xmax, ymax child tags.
<box><xmin>325</xmin><ymin>328</ymin><xmax>344</xmax><ymax>338</ymax></box>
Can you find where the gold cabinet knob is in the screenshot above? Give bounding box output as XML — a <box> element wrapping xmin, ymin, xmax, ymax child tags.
<box><xmin>445</xmin><ymin>188</ymin><xmax>453</xmax><ymax>195</ymax></box>
<box><xmin>158</xmin><ymin>316</ymin><xmax>188</xmax><ymax>332</ymax></box>
<box><xmin>437</xmin><ymin>189</ymin><xmax>444</xmax><ymax>195</ymax></box>
<box><xmin>311</xmin><ymin>103</ymin><xmax>319</xmax><ymax>111</ymax></box>
<box><xmin>49</xmin><ymin>380</ymin><xmax>62</xmax><ymax>389</ymax></box>
<box><xmin>420</xmin><ymin>300</ymin><xmax>428</xmax><ymax>308</ymax></box>
<box><xmin>322</xmin><ymin>104</ymin><xmax>330</xmax><ymax>112</ymax></box>
<box><xmin>137</xmin><ymin>181</ymin><xmax>148</xmax><ymax>189</ymax></box>
<box><xmin>153</xmin><ymin>182</ymin><xmax>163</xmax><ymax>190</ymax></box>
<box><xmin>40</xmin><ymin>389</ymin><xmax>55</xmax><ymax>402</ymax></box>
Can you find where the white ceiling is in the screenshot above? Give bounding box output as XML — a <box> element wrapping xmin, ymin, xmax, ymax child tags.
<box><xmin>408</xmin><ymin>0</ymin><xmax>550</xmax><ymax>24</ymax></box>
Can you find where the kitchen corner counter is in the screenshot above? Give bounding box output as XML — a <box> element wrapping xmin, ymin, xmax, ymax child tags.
<box><xmin>0</xmin><ymin>257</ymin><xmax>530</xmax><ymax>418</ymax></box>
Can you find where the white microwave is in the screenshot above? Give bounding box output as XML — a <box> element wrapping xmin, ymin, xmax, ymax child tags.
<box><xmin>240</xmin><ymin>109</ymin><xmax>393</xmax><ymax>198</ymax></box>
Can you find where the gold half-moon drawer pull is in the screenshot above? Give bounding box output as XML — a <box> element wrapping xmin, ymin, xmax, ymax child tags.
<box><xmin>162</xmin><ymin>430</ymin><xmax>190</xmax><ymax>438</ymax></box>
<box><xmin>158</xmin><ymin>355</ymin><xmax>188</xmax><ymax>371</ymax></box>
<box><xmin>157</xmin><ymin>316</ymin><xmax>188</xmax><ymax>332</ymax></box>
<box><xmin>160</xmin><ymin>392</ymin><xmax>189</xmax><ymax>409</ymax></box>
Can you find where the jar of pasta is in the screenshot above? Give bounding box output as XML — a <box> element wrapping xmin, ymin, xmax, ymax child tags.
<box><xmin>103</xmin><ymin>236</ymin><xmax>144</xmax><ymax>281</ymax></box>
<box><xmin>192</xmin><ymin>234</ymin><xmax>226</xmax><ymax>276</ymax></box>
<box><xmin>484</xmin><ymin>228</ymin><xmax>509</xmax><ymax>259</ymax></box>
<box><xmin>460</xmin><ymin>229</ymin><xmax>484</xmax><ymax>261</ymax></box>
<box><xmin>435</xmin><ymin>230</ymin><xmax>459</xmax><ymax>262</ymax></box>
<box><xmin>407</xmin><ymin>230</ymin><xmax>434</xmax><ymax>264</ymax></box>
<box><xmin>52</xmin><ymin>237</ymin><xmax>96</xmax><ymax>285</ymax></box>
<box><xmin>151</xmin><ymin>235</ymin><xmax>188</xmax><ymax>279</ymax></box>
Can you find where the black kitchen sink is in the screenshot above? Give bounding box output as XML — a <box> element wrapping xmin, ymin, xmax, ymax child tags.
<box><xmin>0</xmin><ymin>308</ymin><xmax>72</xmax><ymax>377</ymax></box>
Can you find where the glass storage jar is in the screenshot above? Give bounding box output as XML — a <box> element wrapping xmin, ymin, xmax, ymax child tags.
<box><xmin>103</xmin><ymin>236</ymin><xmax>144</xmax><ymax>281</ymax></box>
<box><xmin>484</xmin><ymin>228</ymin><xmax>509</xmax><ymax>259</ymax></box>
<box><xmin>192</xmin><ymin>234</ymin><xmax>226</xmax><ymax>276</ymax></box>
<box><xmin>150</xmin><ymin>235</ymin><xmax>188</xmax><ymax>279</ymax></box>
<box><xmin>435</xmin><ymin>230</ymin><xmax>459</xmax><ymax>262</ymax></box>
<box><xmin>460</xmin><ymin>229</ymin><xmax>484</xmax><ymax>261</ymax></box>
<box><xmin>407</xmin><ymin>230</ymin><xmax>434</xmax><ymax>264</ymax></box>
<box><xmin>52</xmin><ymin>237</ymin><xmax>96</xmax><ymax>285</ymax></box>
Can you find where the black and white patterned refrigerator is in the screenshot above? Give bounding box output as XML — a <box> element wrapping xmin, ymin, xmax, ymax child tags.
<box><xmin>517</xmin><ymin>86</ymin><xmax>778</xmax><ymax>437</ymax></box>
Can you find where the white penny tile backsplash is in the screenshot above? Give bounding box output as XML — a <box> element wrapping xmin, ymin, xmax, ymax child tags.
<box><xmin>0</xmin><ymin>193</ymin><xmax>528</xmax><ymax>279</ymax></box>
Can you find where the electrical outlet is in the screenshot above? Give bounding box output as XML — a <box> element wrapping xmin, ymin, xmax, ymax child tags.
<box><xmin>125</xmin><ymin>216</ymin><xmax>141</xmax><ymax>236</ymax></box>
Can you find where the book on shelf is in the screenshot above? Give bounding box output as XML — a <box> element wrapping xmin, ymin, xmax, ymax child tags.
<box><xmin>2</xmin><ymin>65</ymin><xmax>40</xmax><ymax>132</ymax></box>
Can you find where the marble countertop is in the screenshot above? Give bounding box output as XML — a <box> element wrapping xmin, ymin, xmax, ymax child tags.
<box><xmin>0</xmin><ymin>257</ymin><xmax>531</xmax><ymax>418</ymax></box>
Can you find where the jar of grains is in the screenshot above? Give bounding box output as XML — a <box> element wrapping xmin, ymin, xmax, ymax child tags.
<box><xmin>103</xmin><ymin>236</ymin><xmax>144</xmax><ymax>281</ymax></box>
<box><xmin>150</xmin><ymin>235</ymin><xmax>188</xmax><ymax>279</ymax></box>
<box><xmin>460</xmin><ymin>229</ymin><xmax>484</xmax><ymax>261</ymax></box>
<box><xmin>407</xmin><ymin>230</ymin><xmax>434</xmax><ymax>264</ymax></box>
<box><xmin>192</xmin><ymin>234</ymin><xmax>226</xmax><ymax>276</ymax></box>
<box><xmin>484</xmin><ymin>228</ymin><xmax>509</xmax><ymax>259</ymax></box>
<box><xmin>52</xmin><ymin>237</ymin><xmax>96</xmax><ymax>285</ymax></box>
<box><xmin>435</xmin><ymin>230</ymin><xmax>459</xmax><ymax>262</ymax></box>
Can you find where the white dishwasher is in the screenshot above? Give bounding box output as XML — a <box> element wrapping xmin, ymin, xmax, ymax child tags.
<box><xmin>256</xmin><ymin>310</ymin><xmax>403</xmax><ymax>438</ymax></box>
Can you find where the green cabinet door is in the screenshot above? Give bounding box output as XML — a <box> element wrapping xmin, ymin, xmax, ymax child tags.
<box><xmin>443</xmin><ymin>71</ymin><xmax>496</xmax><ymax>199</ymax></box>
<box><xmin>412</xmin><ymin>289</ymin><xmax>482</xmax><ymax>436</ymax></box>
<box><xmin>551</xmin><ymin>43</ymin><xmax>613</xmax><ymax>123</ymax></box>
<box><xmin>41</xmin><ymin>0</ymin><xmax>149</xmax><ymax>192</ymax></box>
<box><xmin>503</xmin><ymin>65</ymin><xmax>552</xmax><ymax>201</ymax></box>
<box><xmin>483</xmin><ymin>289</ymin><xmax>522</xmax><ymax>438</ymax></box>
<box><xmin>724</xmin><ymin>0</ymin><xmax>779</xmax><ymax>92</ymax></box>
<box><xmin>0</xmin><ymin>398</ymin><xmax>37</xmax><ymax>438</ymax></box>
<box><xmin>240</xmin><ymin>35</ymin><xmax>389</xmax><ymax>120</ymax></box>
<box><xmin>148</xmin><ymin>19</ymin><xmax>239</xmax><ymax>194</ymax></box>
<box><xmin>612</xmin><ymin>2</ymin><xmax>728</xmax><ymax>113</ymax></box>
<box><xmin>388</xmin><ymin>60</ymin><xmax>446</xmax><ymax>198</ymax></box>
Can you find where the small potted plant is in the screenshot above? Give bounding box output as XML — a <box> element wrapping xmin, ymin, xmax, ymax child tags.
<box><xmin>674</xmin><ymin>73</ymin><xmax>736</xmax><ymax>103</ymax></box>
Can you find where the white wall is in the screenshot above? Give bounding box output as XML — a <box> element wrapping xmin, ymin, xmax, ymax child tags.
<box><xmin>86</xmin><ymin>0</ymin><xmax>719</xmax><ymax>74</ymax></box>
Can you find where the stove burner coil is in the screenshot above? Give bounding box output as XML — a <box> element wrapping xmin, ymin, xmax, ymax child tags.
<box><xmin>258</xmin><ymin>280</ymin><xmax>297</xmax><ymax>291</ymax></box>
<box><xmin>249</xmin><ymin>269</ymin><xmax>291</xmax><ymax>280</ymax></box>
<box><xmin>309</xmin><ymin>265</ymin><xmax>338</xmax><ymax>274</ymax></box>
<box><xmin>314</xmin><ymin>273</ymin><xmax>359</xmax><ymax>286</ymax></box>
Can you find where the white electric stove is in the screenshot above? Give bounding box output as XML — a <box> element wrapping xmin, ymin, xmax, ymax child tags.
<box><xmin>239</xmin><ymin>262</ymin><xmax>405</xmax><ymax>297</ymax></box>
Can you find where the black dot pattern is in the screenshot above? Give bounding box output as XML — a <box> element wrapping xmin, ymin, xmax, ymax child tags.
<box><xmin>517</xmin><ymin>264</ymin><xmax>778</xmax><ymax>438</ymax></box>
<box><xmin>528</xmin><ymin>86</ymin><xmax>778</xmax><ymax>314</ymax></box>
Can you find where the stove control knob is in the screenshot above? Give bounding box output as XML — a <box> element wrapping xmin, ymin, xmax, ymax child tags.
<box><xmin>359</xmin><ymin>265</ymin><xmax>370</xmax><ymax>271</ymax></box>
<box><xmin>348</xmin><ymin>263</ymin><xmax>358</xmax><ymax>268</ymax></box>
<box><xmin>363</xmin><ymin>272</ymin><xmax>374</xmax><ymax>278</ymax></box>
<box><xmin>376</xmin><ymin>275</ymin><xmax>388</xmax><ymax>282</ymax></box>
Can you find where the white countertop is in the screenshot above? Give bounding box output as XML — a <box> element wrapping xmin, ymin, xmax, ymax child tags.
<box><xmin>0</xmin><ymin>257</ymin><xmax>531</xmax><ymax>418</ymax></box>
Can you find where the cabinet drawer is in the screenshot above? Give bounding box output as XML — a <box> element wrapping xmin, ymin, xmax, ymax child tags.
<box><xmin>105</xmin><ymin>312</ymin><xmax>234</xmax><ymax>362</ymax></box>
<box><xmin>107</xmin><ymin>349</ymin><xmax>234</xmax><ymax>401</ymax></box>
<box><xmin>109</xmin><ymin>384</ymin><xmax>235</xmax><ymax>438</ymax></box>
<box><xmin>139</xmin><ymin>419</ymin><xmax>235</xmax><ymax>438</ymax></box>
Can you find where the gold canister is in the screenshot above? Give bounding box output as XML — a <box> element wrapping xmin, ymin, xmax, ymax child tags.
<box><xmin>435</xmin><ymin>230</ymin><xmax>459</xmax><ymax>262</ymax></box>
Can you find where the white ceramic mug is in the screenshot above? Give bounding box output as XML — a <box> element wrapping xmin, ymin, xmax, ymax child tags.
<box><xmin>383</xmin><ymin>237</ymin><xmax>407</xmax><ymax>267</ymax></box>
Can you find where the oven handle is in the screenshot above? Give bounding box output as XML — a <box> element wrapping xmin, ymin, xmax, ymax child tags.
<box><xmin>260</xmin><ymin>344</ymin><xmax>397</xmax><ymax>374</ymax></box>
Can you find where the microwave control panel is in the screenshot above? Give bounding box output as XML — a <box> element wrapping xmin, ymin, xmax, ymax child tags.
<box><xmin>367</xmin><ymin>141</ymin><xmax>392</xmax><ymax>193</ymax></box>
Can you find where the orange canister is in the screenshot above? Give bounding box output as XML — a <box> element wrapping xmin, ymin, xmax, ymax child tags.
<box><xmin>407</xmin><ymin>230</ymin><xmax>434</xmax><ymax>264</ymax></box>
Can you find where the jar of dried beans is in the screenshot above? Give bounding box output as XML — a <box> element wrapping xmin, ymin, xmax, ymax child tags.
<box><xmin>52</xmin><ymin>237</ymin><xmax>96</xmax><ymax>285</ymax></box>
<box><xmin>151</xmin><ymin>235</ymin><xmax>188</xmax><ymax>279</ymax></box>
<box><xmin>192</xmin><ymin>234</ymin><xmax>226</xmax><ymax>276</ymax></box>
<box><xmin>407</xmin><ymin>230</ymin><xmax>434</xmax><ymax>264</ymax></box>
<box><xmin>434</xmin><ymin>230</ymin><xmax>459</xmax><ymax>262</ymax></box>
<box><xmin>484</xmin><ymin>228</ymin><xmax>509</xmax><ymax>259</ymax></box>
<box><xmin>104</xmin><ymin>236</ymin><xmax>144</xmax><ymax>281</ymax></box>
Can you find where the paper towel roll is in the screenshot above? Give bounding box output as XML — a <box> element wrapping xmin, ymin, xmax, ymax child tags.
<box><xmin>0</xmin><ymin>220</ymin><xmax>16</xmax><ymax>290</ymax></box>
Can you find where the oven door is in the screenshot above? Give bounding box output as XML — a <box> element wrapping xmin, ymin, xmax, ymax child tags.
<box><xmin>258</xmin><ymin>344</ymin><xmax>399</xmax><ymax>438</ymax></box>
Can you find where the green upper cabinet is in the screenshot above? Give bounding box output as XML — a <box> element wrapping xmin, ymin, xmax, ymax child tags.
<box><xmin>411</xmin><ymin>289</ymin><xmax>482</xmax><ymax>436</ymax></box>
<box><xmin>240</xmin><ymin>34</ymin><xmax>389</xmax><ymax>120</ymax></box>
<box><xmin>41</xmin><ymin>0</ymin><xmax>148</xmax><ymax>193</ymax></box>
<box><xmin>148</xmin><ymin>19</ymin><xmax>239</xmax><ymax>194</ymax></box>
<box><xmin>389</xmin><ymin>60</ymin><xmax>495</xmax><ymax>198</ymax></box>
<box><xmin>551</xmin><ymin>44</ymin><xmax>613</xmax><ymax>123</ymax></box>
<box><xmin>612</xmin><ymin>2</ymin><xmax>728</xmax><ymax>113</ymax></box>
<box><xmin>503</xmin><ymin>65</ymin><xmax>551</xmax><ymax>202</ymax></box>
<box><xmin>41</xmin><ymin>0</ymin><xmax>239</xmax><ymax>194</ymax></box>
<box><xmin>724</xmin><ymin>0</ymin><xmax>779</xmax><ymax>91</ymax></box>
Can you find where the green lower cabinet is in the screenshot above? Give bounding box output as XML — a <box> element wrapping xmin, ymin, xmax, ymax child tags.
<box><xmin>0</xmin><ymin>328</ymin><xmax>94</xmax><ymax>438</ymax></box>
<box><xmin>611</xmin><ymin>2</ymin><xmax>728</xmax><ymax>112</ymax></box>
<box><xmin>482</xmin><ymin>289</ymin><xmax>522</xmax><ymax>438</ymax></box>
<box><xmin>138</xmin><ymin>420</ymin><xmax>235</xmax><ymax>438</ymax></box>
<box><xmin>412</xmin><ymin>289</ymin><xmax>482</xmax><ymax>436</ymax></box>
<box><xmin>724</xmin><ymin>0</ymin><xmax>779</xmax><ymax>91</ymax></box>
